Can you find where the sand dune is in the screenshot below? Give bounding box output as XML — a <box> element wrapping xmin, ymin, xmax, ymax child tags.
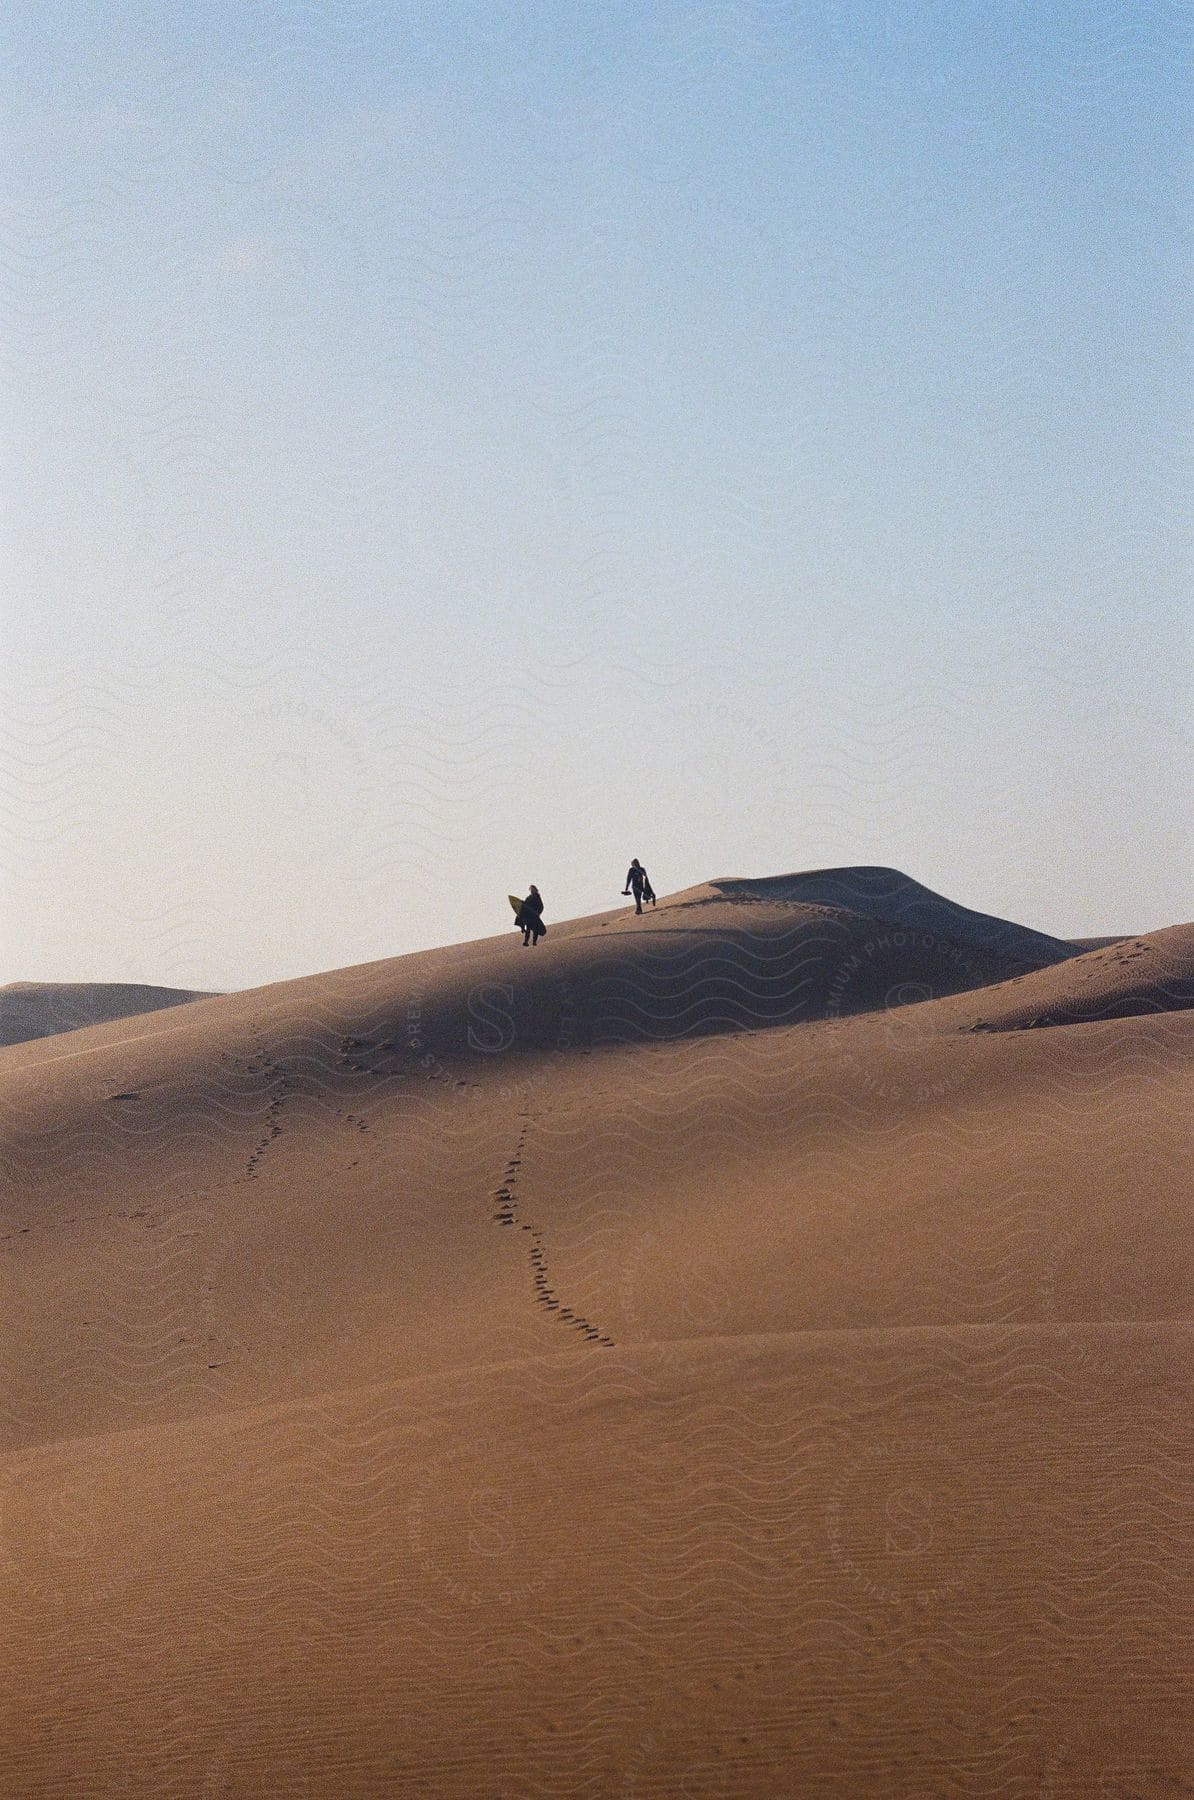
<box><xmin>704</xmin><ymin>865</ymin><xmax>1082</xmax><ymax>963</ymax></box>
<box><xmin>0</xmin><ymin>981</ymin><xmax>209</xmax><ymax>1049</ymax></box>
<box><xmin>960</xmin><ymin>925</ymin><xmax>1194</xmax><ymax>1030</ymax></box>
<box><xmin>1</xmin><ymin>870</ymin><xmax>1190</xmax><ymax>1795</ymax></box>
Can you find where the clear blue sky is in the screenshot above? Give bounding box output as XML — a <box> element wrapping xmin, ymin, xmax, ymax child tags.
<box><xmin>4</xmin><ymin>1</ymin><xmax>1190</xmax><ymax>988</ymax></box>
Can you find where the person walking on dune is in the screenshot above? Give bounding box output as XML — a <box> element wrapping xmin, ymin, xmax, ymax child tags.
<box><xmin>623</xmin><ymin>858</ymin><xmax>655</xmax><ymax>915</ymax></box>
<box><xmin>516</xmin><ymin>885</ymin><xmax>546</xmax><ymax>947</ymax></box>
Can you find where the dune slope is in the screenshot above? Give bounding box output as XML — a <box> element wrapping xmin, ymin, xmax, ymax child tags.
<box><xmin>1</xmin><ymin>872</ymin><xmax>1190</xmax><ymax>1797</ymax></box>
<box><xmin>0</xmin><ymin>981</ymin><xmax>210</xmax><ymax>1048</ymax></box>
<box><xmin>959</xmin><ymin>924</ymin><xmax>1194</xmax><ymax>1030</ymax></box>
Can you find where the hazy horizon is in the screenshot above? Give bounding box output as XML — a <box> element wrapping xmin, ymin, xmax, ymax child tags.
<box><xmin>5</xmin><ymin>2</ymin><xmax>1190</xmax><ymax>991</ymax></box>
<box><xmin>0</xmin><ymin>850</ymin><xmax>1173</xmax><ymax>996</ymax></box>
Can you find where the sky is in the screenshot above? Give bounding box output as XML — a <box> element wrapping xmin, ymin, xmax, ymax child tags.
<box><xmin>3</xmin><ymin>0</ymin><xmax>1190</xmax><ymax>989</ymax></box>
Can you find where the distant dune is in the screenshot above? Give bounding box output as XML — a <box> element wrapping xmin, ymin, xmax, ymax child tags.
<box><xmin>705</xmin><ymin>864</ymin><xmax>1084</xmax><ymax>963</ymax></box>
<box><xmin>0</xmin><ymin>981</ymin><xmax>211</xmax><ymax>1048</ymax></box>
<box><xmin>1</xmin><ymin>869</ymin><xmax>1189</xmax><ymax>1796</ymax></box>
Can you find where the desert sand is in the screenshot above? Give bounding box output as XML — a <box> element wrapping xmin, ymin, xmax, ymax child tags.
<box><xmin>1</xmin><ymin>868</ymin><xmax>1190</xmax><ymax>1796</ymax></box>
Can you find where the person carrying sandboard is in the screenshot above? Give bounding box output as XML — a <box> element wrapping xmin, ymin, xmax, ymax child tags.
<box><xmin>512</xmin><ymin>885</ymin><xmax>546</xmax><ymax>946</ymax></box>
<box><xmin>623</xmin><ymin>858</ymin><xmax>655</xmax><ymax>915</ymax></box>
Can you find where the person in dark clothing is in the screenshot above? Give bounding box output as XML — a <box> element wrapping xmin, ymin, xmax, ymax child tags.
<box><xmin>623</xmin><ymin>858</ymin><xmax>655</xmax><ymax>915</ymax></box>
<box><xmin>516</xmin><ymin>884</ymin><xmax>545</xmax><ymax>946</ymax></box>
